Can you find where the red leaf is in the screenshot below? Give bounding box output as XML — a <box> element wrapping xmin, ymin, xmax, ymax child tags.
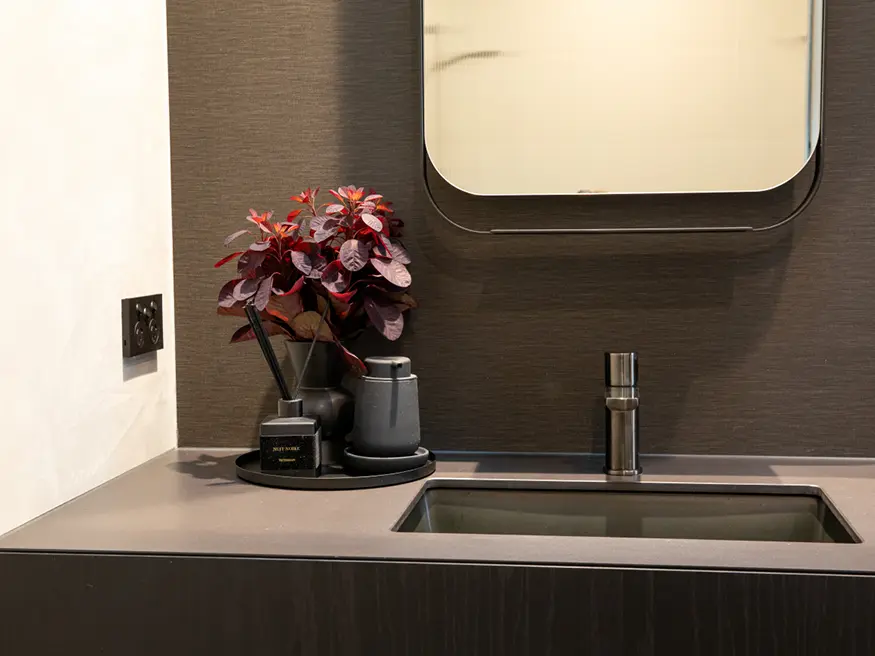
<box><xmin>291</xmin><ymin>249</ymin><xmax>312</xmax><ymax>275</ymax></box>
<box><xmin>307</xmin><ymin>252</ymin><xmax>327</xmax><ymax>279</ymax></box>
<box><xmin>329</xmin><ymin>289</ymin><xmax>357</xmax><ymax>303</ymax></box>
<box><xmin>346</xmin><ymin>186</ymin><xmax>364</xmax><ymax>201</ymax></box>
<box><xmin>237</xmin><ymin>250</ymin><xmax>265</xmax><ymax>276</ymax></box>
<box><xmin>361</xmin><ymin>213</ymin><xmax>384</xmax><ymax>233</ymax></box>
<box><xmin>338</xmin><ymin>343</ymin><xmax>367</xmax><ymax>376</ymax></box>
<box><xmin>339</xmin><ymin>238</ymin><xmax>369</xmax><ymax>271</ymax></box>
<box><xmin>229</xmin><ymin>320</ymin><xmax>289</xmax><ymax>344</ymax></box>
<box><xmin>372</xmin><ymin>237</ymin><xmax>388</xmax><ymax>258</ymax></box>
<box><xmin>329</xmin><ymin>189</ymin><xmax>344</xmax><ymax>203</ymax></box>
<box><xmin>314</xmin><ymin>219</ymin><xmax>340</xmax><ymax>242</ymax></box>
<box><xmin>214</xmin><ymin>251</ymin><xmax>244</xmax><ymax>268</ymax></box>
<box><xmin>232</xmin><ymin>278</ymin><xmax>259</xmax><ymax>301</ymax></box>
<box><xmin>217</xmin><ymin>279</ymin><xmax>241</xmax><ymax>307</ymax></box>
<box><xmin>287</xmin><ymin>209</ymin><xmax>302</xmax><ymax>221</ymax></box>
<box><xmin>248</xmin><ymin>240</ymin><xmax>273</xmax><ymax>252</ymax></box>
<box><xmin>321</xmin><ymin>259</ymin><xmax>351</xmax><ymax>294</ymax></box>
<box><xmin>273</xmin><ymin>275</ymin><xmax>305</xmax><ymax>296</ymax></box>
<box><xmin>254</xmin><ymin>274</ymin><xmax>276</xmax><ymax>311</ymax></box>
<box><xmin>382</xmin><ymin>237</ymin><xmax>411</xmax><ymax>265</ymax></box>
<box><xmin>309</xmin><ymin>215</ymin><xmax>335</xmax><ymax>234</ymax></box>
<box><xmin>370</xmin><ymin>257</ymin><xmax>412</xmax><ymax>288</ymax></box>
<box><xmin>364</xmin><ymin>296</ymin><xmax>404</xmax><ymax>341</ymax></box>
<box><xmin>223</xmin><ymin>229</ymin><xmax>250</xmax><ymax>247</ymax></box>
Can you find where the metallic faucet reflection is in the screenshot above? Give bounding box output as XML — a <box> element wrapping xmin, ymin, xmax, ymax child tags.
<box><xmin>604</xmin><ymin>352</ymin><xmax>641</xmax><ymax>476</ymax></box>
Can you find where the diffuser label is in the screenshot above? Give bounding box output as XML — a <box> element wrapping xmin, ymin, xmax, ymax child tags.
<box><xmin>260</xmin><ymin>434</ymin><xmax>320</xmax><ymax>474</ymax></box>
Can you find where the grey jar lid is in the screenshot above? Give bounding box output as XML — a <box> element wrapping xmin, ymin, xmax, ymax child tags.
<box><xmin>365</xmin><ymin>356</ymin><xmax>412</xmax><ymax>379</ymax></box>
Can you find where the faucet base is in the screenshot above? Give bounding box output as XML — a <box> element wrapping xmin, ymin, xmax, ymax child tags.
<box><xmin>604</xmin><ymin>466</ymin><xmax>642</xmax><ymax>477</ymax></box>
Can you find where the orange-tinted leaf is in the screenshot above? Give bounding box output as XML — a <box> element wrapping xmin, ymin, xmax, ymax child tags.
<box><xmin>388</xmin><ymin>291</ymin><xmax>418</xmax><ymax>310</ymax></box>
<box><xmin>248</xmin><ymin>217</ymin><xmax>274</xmax><ymax>234</ymax></box>
<box><xmin>217</xmin><ymin>303</ymin><xmax>247</xmax><ymax>318</ymax></box>
<box><xmin>265</xmin><ymin>292</ymin><xmax>303</xmax><ymax>324</ymax></box>
<box><xmin>290</xmin><ymin>311</ymin><xmax>334</xmax><ymax>342</ymax></box>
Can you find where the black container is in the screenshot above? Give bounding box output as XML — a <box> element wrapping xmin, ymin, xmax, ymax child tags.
<box><xmin>259</xmin><ymin>399</ymin><xmax>321</xmax><ymax>476</ymax></box>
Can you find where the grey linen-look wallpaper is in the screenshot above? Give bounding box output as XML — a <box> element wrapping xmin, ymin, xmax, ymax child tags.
<box><xmin>168</xmin><ymin>0</ymin><xmax>875</xmax><ymax>455</ymax></box>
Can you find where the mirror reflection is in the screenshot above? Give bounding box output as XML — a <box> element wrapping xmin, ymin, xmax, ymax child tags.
<box><xmin>424</xmin><ymin>0</ymin><xmax>823</xmax><ymax>196</ymax></box>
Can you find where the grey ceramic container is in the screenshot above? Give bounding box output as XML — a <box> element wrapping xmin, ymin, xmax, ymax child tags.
<box><xmin>351</xmin><ymin>356</ymin><xmax>421</xmax><ymax>457</ymax></box>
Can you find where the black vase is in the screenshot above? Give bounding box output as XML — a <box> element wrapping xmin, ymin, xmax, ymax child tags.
<box><xmin>285</xmin><ymin>341</ymin><xmax>354</xmax><ymax>466</ymax></box>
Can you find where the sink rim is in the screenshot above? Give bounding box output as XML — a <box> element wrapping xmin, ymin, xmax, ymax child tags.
<box><xmin>392</xmin><ymin>477</ymin><xmax>862</xmax><ymax>543</ymax></box>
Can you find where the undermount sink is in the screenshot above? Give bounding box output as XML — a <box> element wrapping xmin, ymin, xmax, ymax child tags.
<box><xmin>394</xmin><ymin>480</ymin><xmax>859</xmax><ymax>544</ymax></box>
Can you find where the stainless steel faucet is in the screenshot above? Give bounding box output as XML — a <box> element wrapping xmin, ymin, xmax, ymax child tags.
<box><xmin>604</xmin><ymin>352</ymin><xmax>641</xmax><ymax>476</ymax></box>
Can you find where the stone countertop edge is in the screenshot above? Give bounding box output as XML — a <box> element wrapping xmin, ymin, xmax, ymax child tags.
<box><xmin>1</xmin><ymin>448</ymin><xmax>874</xmax><ymax>575</ymax></box>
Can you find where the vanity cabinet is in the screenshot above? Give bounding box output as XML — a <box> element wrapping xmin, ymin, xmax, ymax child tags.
<box><xmin>1</xmin><ymin>551</ymin><xmax>872</xmax><ymax>655</ymax></box>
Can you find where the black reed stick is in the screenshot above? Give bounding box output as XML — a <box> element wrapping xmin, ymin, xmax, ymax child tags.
<box><xmin>244</xmin><ymin>302</ymin><xmax>292</xmax><ymax>400</ymax></box>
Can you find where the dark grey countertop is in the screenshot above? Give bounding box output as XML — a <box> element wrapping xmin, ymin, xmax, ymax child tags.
<box><xmin>2</xmin><ymin>448</ymin><xmax>875</xmax><ymax>574</ymax></box>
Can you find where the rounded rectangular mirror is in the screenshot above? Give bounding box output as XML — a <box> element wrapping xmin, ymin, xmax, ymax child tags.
<box><xmin>424</xmin><ymin>0</ymin><xmax>824</xmax><ymax>196</ymax></box>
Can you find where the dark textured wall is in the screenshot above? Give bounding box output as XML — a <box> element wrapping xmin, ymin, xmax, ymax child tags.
<box><xmin>168</xmin><ymin>1</ymin><xmax>875</xmax><ymax>455</ymax></box>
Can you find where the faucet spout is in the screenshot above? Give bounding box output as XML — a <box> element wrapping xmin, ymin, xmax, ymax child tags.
<box><xmin>604</xmin><ymin>352</ymin><xmax>641</xmax><ymax>476</ymax></box>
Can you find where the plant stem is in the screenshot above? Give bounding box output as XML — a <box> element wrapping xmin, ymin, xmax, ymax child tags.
<box><xmin>291</xmin><ymin>303</ymin><xmax>331</xmax><ymax>401</ymax></box>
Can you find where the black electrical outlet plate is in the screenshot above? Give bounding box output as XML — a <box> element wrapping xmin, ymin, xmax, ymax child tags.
<box><xmin>122</xmin><ymin>294</ymin><xmax>164</xmax><ymax>358</ymax></box>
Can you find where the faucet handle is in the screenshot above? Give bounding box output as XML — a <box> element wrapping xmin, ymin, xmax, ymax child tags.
<box><xmin>605</xmin><ymin>352</ymin><xmax>638</xmax><ymax>387</ymax></box>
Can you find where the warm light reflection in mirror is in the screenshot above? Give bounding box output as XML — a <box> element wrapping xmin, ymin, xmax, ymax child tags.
<box><xmin>424</xmin><ymin>0</ymin><xmax>822</xmax><ymax>195</ymax></box>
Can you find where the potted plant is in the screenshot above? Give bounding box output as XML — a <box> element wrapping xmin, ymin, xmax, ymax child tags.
<box><xmin>215</xmin><ymin>185</ymin><xmax>416</xmax><ymax>449</ymax></box>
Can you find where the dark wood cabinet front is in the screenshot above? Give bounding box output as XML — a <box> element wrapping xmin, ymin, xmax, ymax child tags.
<box><xmin>1</xmin><ymin>553</ymin><xmax>873</xmax><ymax>655</ymax></box>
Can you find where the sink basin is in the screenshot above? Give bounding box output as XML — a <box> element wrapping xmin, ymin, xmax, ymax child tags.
<box><xmin>394</xmin><ymin>480</ymin><xmax>858</xmax><ymax>544</ymax></box>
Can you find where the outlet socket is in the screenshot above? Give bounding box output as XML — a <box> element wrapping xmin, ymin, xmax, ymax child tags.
<box><xmin>122</xmin><ymin>294</ymin><xmax>164</xmax><ymax>358</ymax></box>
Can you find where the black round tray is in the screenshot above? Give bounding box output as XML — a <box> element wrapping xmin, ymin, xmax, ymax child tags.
<box><xmin>235</xmin><ymin>450</ymin><xmax>436</xmax><ymax>490</ymax></box>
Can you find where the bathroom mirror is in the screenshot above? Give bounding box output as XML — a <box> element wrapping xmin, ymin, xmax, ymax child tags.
<box><xmin>423</xmin><ymin>0</ymin><xmax>824</xmax><ymax>197</ymax></box>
